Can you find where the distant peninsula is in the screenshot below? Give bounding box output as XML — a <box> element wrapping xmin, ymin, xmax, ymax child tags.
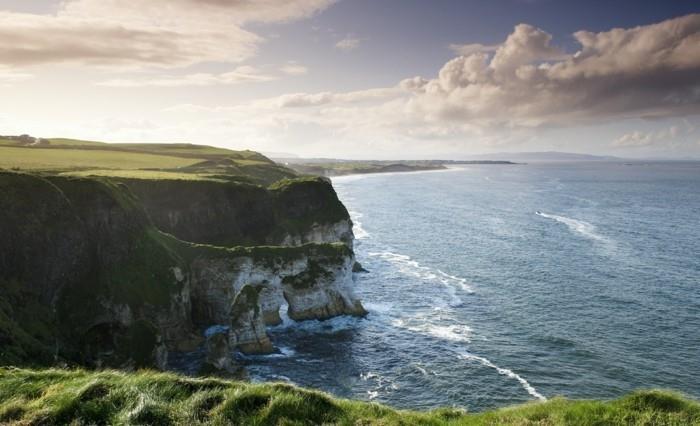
<box><xmin>275</xmin><ymin>158</ymin><xmax>516</xmax><ymax>177</ymax></box>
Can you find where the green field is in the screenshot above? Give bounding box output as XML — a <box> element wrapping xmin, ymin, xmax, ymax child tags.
<box><xmin>0</xmin><ymin>146</ymin><xmax>201</xmax><ymax>171</ymax></box>
<box><xmin>62</xmin><ymin>169</ymin><xmax>227</xmax><ymax>182</ymax></box>
<box><xmin>0</xmin><ymin>368</ymin><xmax>697</xmax><ymax>425</ymax></box>
<box><xmin>0</xmin><ymin>136</ymin><xmax>295</xmax><ymax>185</ymax></box>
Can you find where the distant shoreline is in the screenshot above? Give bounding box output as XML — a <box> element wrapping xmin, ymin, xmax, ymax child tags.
<box><xmin>281</xmin><ymin>160</ymin><xmax>516</xmax><ymax>177</ymax></box>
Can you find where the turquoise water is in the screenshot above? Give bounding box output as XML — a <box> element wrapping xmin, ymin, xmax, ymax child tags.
<box><xmin>247</xmin><ymin>162</ymin><xmax>700</xmax><ymax>411</ymax></box>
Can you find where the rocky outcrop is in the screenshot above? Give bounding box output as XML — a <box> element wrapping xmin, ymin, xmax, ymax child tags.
<box><xmin>280</xmin><ymin>219</ymin><xmax>354</xmax><ymax>248</ymax></box>
<box><xmin>0</xmin><ymin>171</ymin><xmax>365</xmax><ymax>369</ymax></box>
<box><xmin>200</xmin><ymin>326</ymin><xmax>239</xmax><ymax>376</ymax></box>
<box><xmin>229</xmin><ymin>285</ymin><xmax>273</xmax><ymax>354</ymax></box>
<box><xmin>189</xmin><ymin>243</ymin><xmax>366</xmax><ymax>354</ymax></box>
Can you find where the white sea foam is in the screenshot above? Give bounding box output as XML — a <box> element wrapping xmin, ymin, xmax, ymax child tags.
<box><xmin>414</xmin><ymin>365</ymin><xmax>428</xmax><ymax>375</ymax></box>
<box><xmin>459</xmin><ymin>352</ymin><xmax>546</xmax><ymax>401</ymax></box>
<box><xmin>392</xmin><ymin>318</ymin><xmax>472</xmax><ymax>343</ymax></box>
<box><xmin>536</xmin><ymin>211</ymin><xmax>606</xmax><ymax>242</ymax></box>
<box><xmin>249</xmin><ymin>346</ymin><xmax>297</xmax><ymax>359</ymax></box>
<box><xmin>349</xmin><ymin>210</ymin><xmax>370</xmax><ymax>239</ymax></box>
<box><xmin>268</xmin><ymin>374</ymin><xmax>293</xmax><ymax>383</ymax></box>
<box><xmin>368</xmin><ymin>251</ymin><xmax>474</xmax><ymax>294</ymax></box>
<box><xmin>363</xmin><ymin>301</ymin><xmax>394</xmax><ymax>314</ymax></box>
<box><xmin>361</xmin><ymin>372</ymin><xmax>398</xmax><ymax>400</ymax></box>
<box><xmin>360</xmin><ymin>372</ymin><xmax>379</xmax><ymax>381</ymax></box>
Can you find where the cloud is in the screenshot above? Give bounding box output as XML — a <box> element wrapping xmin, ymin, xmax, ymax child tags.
<box><xmin>0</xmin><ymin>0</ymin><xmax>333</xmax><ymax>69</ymax></box>
<box><xmin>335</xmin><ymin>36</ymin><xmax>361</xmax><ymax>51</ymax></box>
<box><xmin>400</xmin><ymin>14</ymin><xmax>700</xmax><ymax>128</ymax></box>
<box><xmin>274</xmin><ymin>88</ymin><xmax>401</xmax><ymax>107</ymax></box>
<box><xmin>95</xmin><ymin>66</ymin><xmax>275</xmax><ymax>87</ymax></box>
<box><xmin>149</xmin><ymin>14</ymin><xmax>700</xmax><ymax>158</ymax></box>
<box><xmin>280</xmin><ymin>62</ymin><xmax>309</xmax><ymax>76</ymax></box>
<box><xmin>612</xmin><ymin>124</ymin><xmax>696</xmax><ymax>148</ymax></box>
<box><xmin>449</xmin><ymin>43</ymin><xmax>499</xmax><ymax>56</ymax></box>
<box><xmin>0</xmin><ymin>67</ymin><xmax>34</xmax><ymax>86</ymax></box>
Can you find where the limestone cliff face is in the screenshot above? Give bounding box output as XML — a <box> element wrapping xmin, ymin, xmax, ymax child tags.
<box><xmin>189</xmin><ymin>244</ymin><xmax>365</xmax><ymax>354</ymax></box>
<box><xmin>0</xmin><ymin>171</ymin><xmax>365</xmax><ymax>369</ymax></box>
<box><xmin>280</xmin><ymin>219</ymin><xmax>354</xmax><ymax>248</ymax></box>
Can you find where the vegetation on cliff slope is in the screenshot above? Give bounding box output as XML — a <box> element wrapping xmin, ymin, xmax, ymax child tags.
<box><xmin>0</xmin><ymin>368</ymin><xmax>698</xmax><ymax>425</ymax></box>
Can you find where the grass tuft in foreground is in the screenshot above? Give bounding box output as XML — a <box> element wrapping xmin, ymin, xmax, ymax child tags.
<box><xmin>0</xmin><ymin>368</ymin><xmax>698</xmax><ymax>425</ymax></box>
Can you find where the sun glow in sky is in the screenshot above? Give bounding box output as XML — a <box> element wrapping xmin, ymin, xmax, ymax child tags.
<box><xmin>1</xmin><ymin>0</ymin><xmax>700</xmax><ymax>159</ymax></box>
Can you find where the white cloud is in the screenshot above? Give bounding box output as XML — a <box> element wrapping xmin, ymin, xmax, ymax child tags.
<box><xmin>612</xmin><ymin>125</ymin><xmax>693</xmax><ymax>148</ymax></box>
<box><xmin>280</xmin><ymin>62</ymin><xmax>309</xmax><ymax>76</ymax></box>
<box><xmin>0</xmin><ymin>0</ymin><xmax>333</xmax><ymax>69</ymax></box>
<box><xmin>335</xmin><ymin>36</ymin><xmax>361</xmax><ymax>51</ymax></box>
<box><xmin>33</xmin><ymin>13</ymin><xmax>698</xmax><ymax>158</ymax></box>
<box><xmin>449</xmin><ymin>43</ymin><xmax>499</xmax><ymax>56</ymax></box>
<box><xmin>274</xmin><ymin>88</ymin><xmax>401</xmax><ymax>108</ymax></box>
<box><xmin>95</xmin><ymin>66</ymin><xmax>275</xmax><ymax>87</ymax></box>
<box><xmin>400</xmin><ymin>14</ymin><xmax>700</xmax><ymax>129</ymax></box>
<box><xmin>0</xmin><ymin>67</ymin><xmax>34</xmax><ymax>86</ymax></box>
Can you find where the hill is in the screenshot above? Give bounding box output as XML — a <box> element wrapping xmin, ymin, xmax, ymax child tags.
<box><xmin>0</xmin><ymin>135</ymin><xmax>295</xmax><ymax>186</ymax></box>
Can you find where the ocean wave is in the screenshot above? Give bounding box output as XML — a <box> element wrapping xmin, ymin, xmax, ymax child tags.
<box><xmin>368</xmin><ymin>251</ymin><xmax>474</xmax><ymax>296</ymax></box>
<box><xmin>414</xmin><ymin>364</ymin><xmax>429</xmax><ymax>375</ymax></box>
<box><xmin>270</xmin><ymin>314</ymin><xmax>363</xmax><ymax>334</ymax></box>
<box><xmin>392</xmin><ymin>318</ymin><xmax>472</xmax><ymax>343</ymax></box>
<box><xmin>361</xmin><ymin>371</ymin><xmax>399</xmax><ymax>400</ymax></box>
<box><xmin>244</xmin><ymin>346</ymin><xmax>297</xmax><ymax>360</ymax></box>
<box><xmin>349</xmin><ymin>210</ymin><xmax>370</xmax><ymax>239</ymax></box>
<box><xmin>458</xmin><ymin>352</ymin><xmax>546</xmax><ymax>401</ymax></box>
<box><xmin>536</xmin><ymin>211</ymin><xmax>607</xmax><ymax>242</ymax></box>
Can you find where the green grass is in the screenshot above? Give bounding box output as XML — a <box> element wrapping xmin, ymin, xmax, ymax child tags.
<box><xmin>0</xmin><ymin>138</ymin><xmax>296</xmax><ymax>185</ymax></box>
<box><xmin>0</xmin><ymin>368</ymin><xmax>697</xmax><ymax>425</ymax></box>
<box><xmin>46</xmin><ymin>138</ymin><xmax>107</xmax><ymax>147</ymax></box>
<box><xmin>61</xmin><ymin>169</ymin><xmax>228</xmax><ymax>182</ymax></box>
<box><xmin>0</xmin><ymin>146</ymin><xmax>200</xmax><ymax>171</ymax></box>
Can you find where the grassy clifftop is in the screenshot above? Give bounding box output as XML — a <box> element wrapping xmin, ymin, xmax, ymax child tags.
<box><xmin>0</xmin><ymin>368</ymin><xmax>698</xmax><ymax>425</ymax></box>
<box><xmin>0</xmin><ymin>136</ymin><xmax>295</xmax><ymax>186</ymax></box>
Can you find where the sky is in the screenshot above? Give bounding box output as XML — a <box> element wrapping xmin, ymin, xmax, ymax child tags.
<box><xmin>1</xmin><ymin>0</ymin><xmax>700</xmax><ymax>159</ymax></box>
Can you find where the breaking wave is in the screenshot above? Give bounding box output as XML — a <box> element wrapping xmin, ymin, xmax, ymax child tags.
<box><xmin>536</xmin><ymin>211</ymin><xmax>606</xmax><ymax>242</ymax></box>
<box><xmin>349</xmin><ymin>210</ymin><xmax>370</xmax><ymax>239</ymax></box>
<box><xmin>368</xmin><ymin>251</ymin><xmax>473</xmax><ymax>294</ymax></box>
<box><xmin>458</xmin><ymin>353</ymin><xmax>546</xmax><ymax>401</ymax></box>
<box><xmin>392</xmin><ymin>318</ymin><xmax>472</xmax><ymax>343</ymax></box>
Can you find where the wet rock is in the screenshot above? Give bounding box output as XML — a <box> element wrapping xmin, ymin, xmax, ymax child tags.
<box><xmin>229</xmin><ymin>286</ymin><xmax>274</xmax><ymax>355</ymax></box>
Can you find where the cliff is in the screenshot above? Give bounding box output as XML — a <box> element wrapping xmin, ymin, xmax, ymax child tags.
<box><xmin>0</xmin><ymin>166</ymin><xmax>365</xmax><ymax>371</ymax></box>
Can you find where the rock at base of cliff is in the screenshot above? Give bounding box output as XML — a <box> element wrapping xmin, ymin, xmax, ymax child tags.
<box><xmin>229</xmin><ymin>285</ymin><xmax>275</xmax><ymax>355</ymax></box>
<box><xmin>352</xmin><ymin>261</ymin><xmax>369</xmax><ymax>273</ymax></box>
<box><xmin>285</xmin><ymin>288</ymin><xmax>368</xmax><ymax>322</ymax></box>
<box><xmin>199</xmin><ymin>327</ymin><xmax>243</xmax><ymax>377</ymax></box>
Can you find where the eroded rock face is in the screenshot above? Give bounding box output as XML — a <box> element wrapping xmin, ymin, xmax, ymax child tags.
<box><xmin>201</xmin><ymin>327</ymin><xmax>237</xmax><ymax>374</ymax></box>
<box><xmin>229</xmin><ymin>285</ymin><xmax>274</xmax><ymax>354</ymax></box>
<box><xmin>283</xmin><ymin>256</ymin><xmax>367</xmax><ymax>321</ymax></box>
<box><xmin>280</xmin><ymin>219</ymin><xmax>355</xmax><ymax>248</ymax></box>
<box><xmin>189</xmin><ymin>245</ymin><xmax>366</xmax><ymax>354</ymax></box>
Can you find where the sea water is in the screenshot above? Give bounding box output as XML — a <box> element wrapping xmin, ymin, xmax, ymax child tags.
<box><xmin>225</xmin><ymin>162</ymin><xmax>700</xmax><ymax>411</ymax></box>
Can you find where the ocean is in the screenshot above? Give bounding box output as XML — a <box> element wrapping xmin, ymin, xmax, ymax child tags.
<box><xmin>242</xmin><ymin>162</ymin><xmax>699</xmax><ymax>411</ymax></box>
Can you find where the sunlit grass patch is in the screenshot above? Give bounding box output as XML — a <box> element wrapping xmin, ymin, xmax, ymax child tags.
<box><xmin>0</xmin><ymin>368</ymin><xmax>698</xmax><ymax>425</ymax></box>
